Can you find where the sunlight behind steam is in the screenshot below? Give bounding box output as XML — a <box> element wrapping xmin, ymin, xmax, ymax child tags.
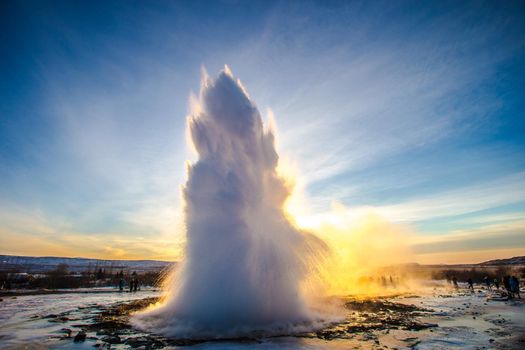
<box><xmin>134</xmin><ymin>67</ymin><xmax>416</xmax><ymax>340</ymax></box>
<box><xmin>280</xmin><ymin>160</ymin><xmax>416</xmax><ymax>297</ymax></box>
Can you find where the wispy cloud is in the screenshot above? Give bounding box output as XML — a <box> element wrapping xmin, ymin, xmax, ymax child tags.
<box><xmin>373</xmin><ymin>172</ymin><xmax>525</xmax><ymax>223</ymax></box>
<box><xmin>0</xmin><ymin>205</ymin><xmax>181</xmax><ymax>260</ymax></box>
<box><xmin>221</xmin><ymin>2</ymin><xmax>521</xmax><ymax>192</ymax></box>
<box><xmin>1</xmin><ymin>1</ymin><xmax>524</xmax><ymax>262</ymax></box>
<box><xmin>412</xmin><ymin>220</ymin><xmax>525</xmax><ymax>264</ymax></box>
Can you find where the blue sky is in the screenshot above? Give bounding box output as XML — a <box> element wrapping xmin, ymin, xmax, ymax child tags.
<box><xmin>1</xmin><ymin>0</ymin><xmax>524</xmax><ymax>262</ymax></box>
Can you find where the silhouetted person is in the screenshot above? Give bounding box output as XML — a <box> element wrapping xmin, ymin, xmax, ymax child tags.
<box><xmin>483</xmin><ymin>276</ymin><xmax>491</xmax><ymax>290</ymax></box>
<box><xmin>510</xmin><ymin>276</ymin><xmax>520</xmax><ymax>299</ymax></box>
<box><xmin>129</xmin><ymin>271</ymin><xmax>138</xmax><ymax>292</ymax></box>
<box><xmin>133</xmin><ymin>278</ymin><xmax>139</xmax><ymax>292</ymax></box>
<box><xmin>119</xmin><ymin>278</ymin><xmax>125</xmax><ymax>291</ymax></box>
<box><xmin>467</xmin><ymin>278</ymin><xmax>474</xmax><ymax>291</ymax></box>
<box><xmin>503</xmin><ymin>276</ymin><xmax>512</xmax><ymax>298</ymax></box>
<box><xmin>389</xmin><ymin>275</ymin><xmax>395</xmax><ymax>287</ymax></box>
<box><xmin>494</xmin><ymin>278</ymin><xmax>500</xmax><ymax>290</ymax></box>
<box><xmin>452</xmin><ymin>276</ymin><xmax>458</xmax><ymax>288</ymax></box>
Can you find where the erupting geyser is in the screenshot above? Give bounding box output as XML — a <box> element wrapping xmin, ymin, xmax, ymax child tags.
<box><xmin>133</xmin><ymin>66</ymin><xmax>323</xmax><ymax>338</ymax></box>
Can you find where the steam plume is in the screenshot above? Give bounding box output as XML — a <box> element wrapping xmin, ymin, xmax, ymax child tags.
<box><xmin>133</xmin><ymin>66</ymin><xmax>321</xmax><ymax>338</ymax></box>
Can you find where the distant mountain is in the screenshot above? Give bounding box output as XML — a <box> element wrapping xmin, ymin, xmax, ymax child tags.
<box><xmin>388</xmin><ymin>257</ymin><xmax>525</xmax><ymax>269</ymax></box>
<box><xmin>3</xmin><ymin>254</ymin><xmax>522</xmax><ymax>275</ymax></box>
<box><xmin>478</xmin><ymin>256</ymin><xmax>525</xmax><ymax>266</ymax></box>
<box><xmin>0</xmin><ymin>254</ymin><xmax>174</xmax><ymax>273</ymax></box>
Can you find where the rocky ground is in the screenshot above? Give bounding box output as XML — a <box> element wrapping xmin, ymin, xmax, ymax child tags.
<box><xmin>0</xmin><ymin>284</ymin><xmax>524</xmax><ymax>349</ymax></box>
<box><xmin>43</xmin><ymin>296</ymin><xmax>437</xmax><ymax>348</ymax></box>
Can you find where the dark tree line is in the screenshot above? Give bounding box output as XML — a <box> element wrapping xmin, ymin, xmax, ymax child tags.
<box><xmin>1</xmin><ymin>264</ymin><xmax>166</xmax><ymax>290</ymax></box>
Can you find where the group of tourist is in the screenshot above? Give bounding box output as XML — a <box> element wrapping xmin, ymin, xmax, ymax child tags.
<box><xmin>483</xmin><ymin>275</ymin><xmax>521</xmax><ymax>298</ymax></box>
<box><xmin>502</xmin><ymin>275</ymin><xmax>521</xmax><ymax>299</ymax></box>
<box><xmin>118</xmin><ymin>271</ymin><xmax>140</xmax><ymax>292</ymax></box>
<box><xmin>448</xmin><ymin>274</ymin><xmax>521</xmax><ymax>299</ymax></box>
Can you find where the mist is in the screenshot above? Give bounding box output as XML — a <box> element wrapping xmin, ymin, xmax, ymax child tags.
<box><xmin>133</xmin><ymin>67</ymin><xmax>326</xmax><ymax>338</ymax></box>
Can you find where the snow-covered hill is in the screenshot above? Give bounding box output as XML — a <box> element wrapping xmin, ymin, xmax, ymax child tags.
<box><xmin>477</xmin><ymin>256</ymin><xmax>525</xmax><ymax>266</ymax></box>
<box><xmin>0</xmin><ymin>255</ymin><xmax>174</xmax><ymax>273</ymax></box>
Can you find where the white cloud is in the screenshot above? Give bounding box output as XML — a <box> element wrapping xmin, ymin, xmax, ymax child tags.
<box><xmin>373</xmin><ymin>172</ymin><xmax>525</xmax><ymax>222</ymax></box>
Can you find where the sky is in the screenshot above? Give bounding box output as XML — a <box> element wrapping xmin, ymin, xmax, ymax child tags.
<box><xmin>1</xmin><ymin>0</ymin><xmax>524</xmax><ymax>264</ymax></box>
